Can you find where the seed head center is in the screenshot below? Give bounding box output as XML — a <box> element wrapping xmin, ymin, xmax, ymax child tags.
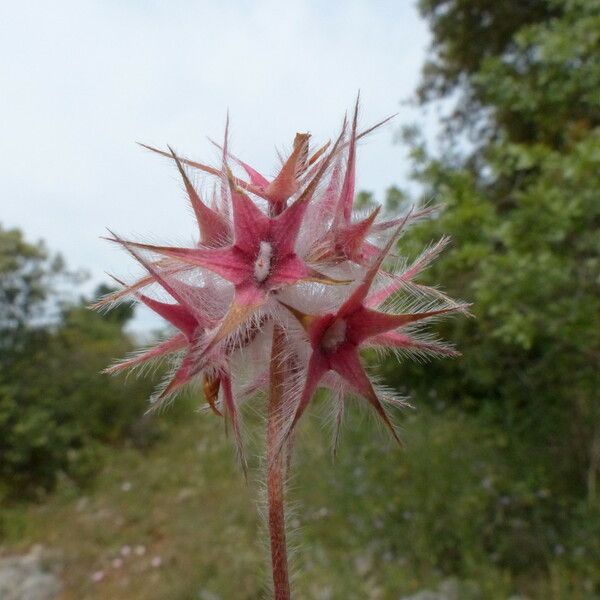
<box><xmin>321</xmin><ymin>318</ymin><xmax>347</xmax><ymax>351</ymax></box>
<box><xmin>254</xmin><ymin>241</ymin><xmax>273</xmax><ymax>283</ymax></box>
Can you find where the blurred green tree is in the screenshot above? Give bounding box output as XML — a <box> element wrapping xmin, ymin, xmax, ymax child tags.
<box><xmin>0</xmin><ymin>226</ymin><xmax>61</xmax><ymax>350</ymax></box>
<box><xmin>388</xmin><ymin>0</ymin><xmax>600</xmax><ymax>504</ymax></box>
<box><xmin>0</xmin><ymin>226</ymin><xmax>156</xmax><ymax>498</ymax></box>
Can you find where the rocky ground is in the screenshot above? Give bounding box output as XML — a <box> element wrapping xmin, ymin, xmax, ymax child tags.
<box><xmin>0</xmin><ymin>546</ymin><xmax>61</xmax><ymax>600</ymax></box>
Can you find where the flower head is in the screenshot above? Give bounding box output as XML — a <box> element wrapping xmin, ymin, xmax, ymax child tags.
<box><xmin>98</xmin><ymin>100</ymin><xmax>466</xmax><ymax>462</ymax></box>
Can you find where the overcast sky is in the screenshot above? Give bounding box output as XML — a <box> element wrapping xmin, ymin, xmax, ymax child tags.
<box><xmin>1</xmin><ymin>1</ymin><xmax>431</xmax><ymax>331</ymax></box>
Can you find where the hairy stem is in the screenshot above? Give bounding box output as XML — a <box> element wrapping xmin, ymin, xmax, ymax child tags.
<box><xmin>267</xmin><ymin>325</ymin><xmax>291</xmax><ymax>600</ymax></box>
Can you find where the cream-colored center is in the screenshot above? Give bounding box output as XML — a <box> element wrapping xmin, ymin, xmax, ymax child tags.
<box><xmin>254</xmin><ymin>241</ymin><xmax>273</xmax><ymax>283</ymax></box>
<box><xmin>321</xmin><ymin>318</ymin><xmax>347</xmax><ymax>351</ymax></box>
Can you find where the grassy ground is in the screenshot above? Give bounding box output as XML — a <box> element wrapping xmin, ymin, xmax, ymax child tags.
<box><xmin>0</xmin><ymin>398</ymin><xmax>441</xmax><ymax>599</ymax></box>
<box><xmin>2</xmin><ymin>403</ymin><xmax>263</xmax><ymax>600</ymax></box>
<box><xmin>1</xmin><ymin>399</ymin><xmax>597</xmax><ymax>599</ymax></box>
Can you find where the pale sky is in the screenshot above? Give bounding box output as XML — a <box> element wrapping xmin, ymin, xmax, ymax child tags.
<box><xmin>1</xmin><ymin>1</ymin><xmax>431</xmax><ymax>331</ymax></box>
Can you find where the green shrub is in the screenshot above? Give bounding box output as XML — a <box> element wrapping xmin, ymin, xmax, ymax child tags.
<box><xmin>0</xmin><ymin>307</ymin><xmax>157</xmax><ymax>499</ymax></box>
<box><xmin>295</xmin><ymin>405</ymin><xmax>600</xmax><ymax>596</ymax></box>
<box><xmin>0</xmin><ymin>225</ymin><xmax>159</xmax><ymax>498</ymax></box>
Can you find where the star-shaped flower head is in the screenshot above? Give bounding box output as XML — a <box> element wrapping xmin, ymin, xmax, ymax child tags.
<box><xmin>99</xmin><ymin>101</ymin><xmax>467</xmax><ymax>472</ymax></box>
<box><xmin>112</xmin><ymin>131</ymin><xmax>348</xmax><ymax>356</ymax></box>
<box><xmin>280</xmin><ymin>222</ymin><xmax>469</xmax><ymax>446</ymax></box>
<box><xmin>98</xmin><ymin>102</ymin><xmax>469</xmax><ymax>598</ymax></box>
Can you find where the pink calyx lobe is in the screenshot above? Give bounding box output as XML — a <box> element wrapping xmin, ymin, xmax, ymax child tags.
<box><xmin>169</xmin><ymin>147</ymin><xmax>231</xmax><ymax>247</ymax></box>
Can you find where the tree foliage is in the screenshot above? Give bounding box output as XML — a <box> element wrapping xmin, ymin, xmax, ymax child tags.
<box><xmin>0</xmin><ymin>226</ymin><xmax>156</xmax><ymax>498</ymax></box>
<box><xmin>398</xmin><ymin>0</ymin><xmax>600</xmax><ymax>491</ymax></box>
<box><xmin>0</xmin><ymin>226</ymin><xmax>61</xmax><ymax>350</ymax></box>
<box><xmin>371</xmin><ymin>0</ymin><xmax>600</xmax><ymax>589</ymax></box>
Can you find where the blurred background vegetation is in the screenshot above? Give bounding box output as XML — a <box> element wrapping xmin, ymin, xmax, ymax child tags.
<box><xmin>1</xmin><ymin>0</ymin><xmax>598</xmax><ymax>598</ymax></box>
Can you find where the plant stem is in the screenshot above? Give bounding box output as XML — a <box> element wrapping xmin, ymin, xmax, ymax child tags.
<box><xmin>267</xmin><ymin>325</ymin><xmax>291</xmax><ymax>600</ymax></box>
